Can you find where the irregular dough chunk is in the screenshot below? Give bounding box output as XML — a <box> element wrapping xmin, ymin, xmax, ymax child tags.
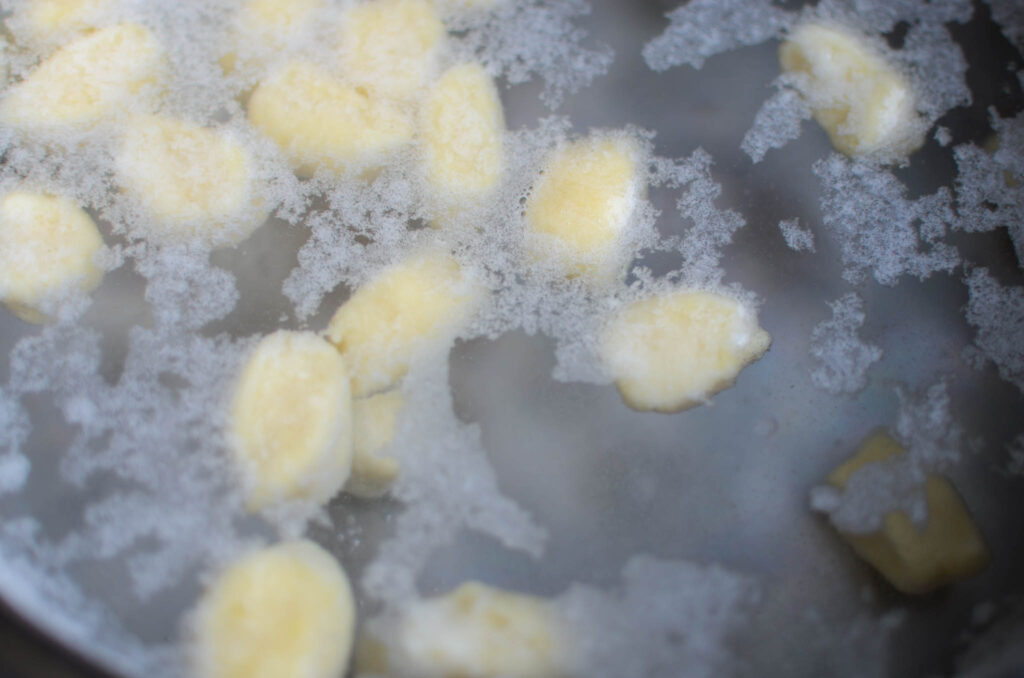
<box><xmin>229</xmin><ymin>331</ymin><xmax>354</xmax><ymax>511</ymax></box>
<box><xmin>346</xmin><ymin>390</ymin><xmax>403</xmax><ymax>499</ymax></box>
<box><xmin>779</xmin><ymin>22</ymin><xmax>925</xmax><ymax>160</ymax></box>
<box><xmin>115</xmin><ymin>114</ymin><xmax>265</xmax><ymax>246</ymax></box>
<box><xmin>420</xmin><ymin>63</ymin><xmax>505</xmax><ymax>213</ymax></box>
<box><xmin>248</xmin><ymin>59</ymin><xmax>415</xmax><ymax>177</ymax></box>
<box><xmin>0</xmin><ymin>23</ymin><xmax>163</xmax><ymax>132</ymax></box>
<box><xmin>192</xmin><ymin>540</ymin><xmax>356</xmax><ymax>678</ymax></box>
<box><xmin>0</xmin><ymin>191</ymin><xmax>104</xmax><ymax>323</ymax></box>
<box><xmin>599</xmin><ymin>290</ymin><xmax>771</xmax><ymax>413</ymax></box>
<box><xmin>356</xmin><ymin>582</ymin><xmax>575</xmax><ymax>678</ymax></box>
<box><xmin>338</xmin><ymin>0</ymin><xmax>445</xmax><ymax>101</ymax></box>
<box><xmin>524</xmin><ymin>135</ymin><xmax>640</xmax><ymax>282</ymax></box>
<box><xmin>826</xmin><ymin>430</ymin><xmax>989</xmax><ymax>595</ymax></box>
<box><xmin>327</xmin><ymin>251</ymin><xmax>483</xmax><ymax>397</ymax></box>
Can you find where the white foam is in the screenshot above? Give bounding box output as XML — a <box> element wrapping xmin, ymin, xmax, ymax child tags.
<box><xmin>559</xmin><ymin>556</ymin><xmax>756</xmax><ymax>678</ymax></box>
<box><xmin>282</xmin><ymin>164</ymin><xmax>424</xmax><ymax>321</ymax></box>
<box><xmin>964</xmin><ymin>267</ymin><xmax>1024</xmax><ymax>393</ymax></box>
<box><xmin>814</xmin><ymin>153</ymin><xmax>959</xmax><ymax>285</ymax></box>
<box><xmin>0</xmin><ymin>517</ymin><xmax>177</xmax><ymax>678</ymax></box>
<box><xmin>360</xmin><ymin>357</ymin><xmax>547</xmax><ymax>606</ymax></box>
<box><xmin>741</xmin><ymin>81</ymin><xmax>812</xmax><ymax>163</ymax></box>
<box><xmin>953</xmin><ymin>111</ymin><xmax>1024</xmax><ymax>264</ymax></box>
<box><xmin>809</xmin><ymin>293</ymin><xmax>882</xmax><ymax>395</ymax></box>
<box><xmin>642</xmin><ymin>0</ymin><xmax>790</xmax><ymax>72</ymax></box>
<box><xmin>989</xmin><ymin>0</ymin><xmax>1024</xmax><ymax>53</ymax></box>
<box><xmin>778</xmin><ymin>217</ymin><xmax>815</xmax><ymax>252</ymax></box>
<box><xmin>448</xmin><ymin>0</ymin><xmax>613</xmax><ymax>108</ymax></box>
<box><xmin>652</xmin><ymin>149</ymin><xmax>750</xmax><ymax>290</ymax></box>
<box><xmin>0</xmin><ymin>387</ymin><xmax>30</xmax><ymax>495</ymax></box>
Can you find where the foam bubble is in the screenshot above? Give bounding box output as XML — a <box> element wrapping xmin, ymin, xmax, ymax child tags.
<box><xmin>778</xmin><ymin>217</ymin><xmax>815</xmax><ymax>252</ymax></box>
<box><xmin>448</xmin><ymin>0</ymin><xmax>614</xmax><ymax>108</ymax></box>
<box><xmin>741</xmin><ymin>81</ymin><xmax>812</xmax><ymax>163</ymax></box>
<box><xmin>642</xmin><ymin>0</ymin><xmax>790</xmax><ymax>72</ymax></box>
<box><xmin>953</xmin><ymin>111</ymin><xmax>1024</xmax><ymax>263</ymax></box>
<box><xmin>559</xmin><ymin>555</ymin><xmax>757</xmax><ymax>678</ymax></box>
<box><xmin>964</xmin><ymin>267</ymin><xmax>1024</xmax><ymax>393</ymax></box>
<box><xmin>809</xmin><ymin>293</ymin><xmax>882</xmax><ymax>395</ymax></box>
<box><xmin>814</xmin><ymin>154</ymin><xmax>959</xmax><ymax>285</ymax></box>
<box><xmin>989</xmin><ymin>1</ymin><xmax>1024</xmax><ymax>53</ymax></box>
<box><xmin>360</xmin><ymin>357</ymin><xmax>547</xmax><ymax>606</ymax></box>
<box><xmin>651</xmin><ymin>149</ymin><xmax>750</xmax><ymax>290</ymax></box>
<box><xmin>0</xmin><ymin>387</ymin><xmax>30</xmax><ymax>495</ymax></box>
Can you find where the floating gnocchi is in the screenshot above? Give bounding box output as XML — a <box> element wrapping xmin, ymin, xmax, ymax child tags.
<box><xmin>191</xmin><ymin>540</ymin><xmax>356</xmax><ymax>678</ymax></box>
<box><xmin>346</xmin><ymin>390</ymin><xmax>403</xmax><ymax>499</ymax></box>
<box><xmin>420</xmin><ymin>62</ymin><xmax>505</xmax><ymax>219</ymax></box>
<box><xmin>356</xmin><ymin>582</ymin><xmax>575</xmax><ymax>678</ymax></box>
<box><xmin>599</xmin><ymin>290</ymin><xmax>771</xmax><ymax>413</ymax></box>
<box><xmin>824</xmin><ymin>430</ymin><xmax>989</xmax><ymax>595</ymax></box>
<box><xmin>248</xmin><ymin>59</ymin><xmax>415</xmax><ymax>177</ymax></box>
<box><xmin>524</xmin><ymin>135</ymin><xmax>641</xmax><ymax>282</ymax></box>
<box><xmin>0</xmin><ymin>191</ymin><xmax>104</xmax><ymax>323</ymax></box>
<box><xmin>0</xmin><ymin>23</ymin><xmax>163</xmax><ymax>132</ymax></box>
<box><xmin>327</xmin><ymin>250</ymin><xmax>483</xmax><ymax>397</ymax></box>
<box><xmin>115</xmin><ymin>114</ymin><xmax>265</xmax><ymax>246</ymax></box>
<box><xmin>338</xmin><ymin>0</ymin><xmax>445</xmax><ymax>101</ymax></box>
<box><xmin>228</xmin><ymin>331</ymin><xmax>354</xmax><ymax>511</ymax></box>
<box><xmin>779</xmin><ymin>22</ymin><xmax>926</xmax><ymax>160</ymax></box>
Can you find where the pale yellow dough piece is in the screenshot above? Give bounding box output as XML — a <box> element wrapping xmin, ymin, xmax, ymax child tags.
<box><xmin>0</xmin><ymin>23</ymin><xmax>162</xmax><ymax>132</ymax></box>
<box><xmin>420</xmin><ymin>63</ymin><xmax>504</xmax><ymax>212</ymax></box>
<box><xmin>779</xmin><ymin>22</ymin><xmax>925</xmax><ymax>159</ymax></box>
<box><xmin>192</xmin><ymin>540</ymin><xmax>356</xmax><ymax>678</ymax></box>
<box><xmin>524</xmin><ymin>135</ymin><xmax>640</xmax><ymax>282</ymax></box>
<box><xmin>357</xmin><ymin>582</ymin><xmax>574</xmax><ymax>678</ymax></box>
<box><xmin>229</xmin><ymin>331</ymin><xmax>354</xmax><ymax>511</ymax></box>
<box><xmin>221</xmin><ymin>0</ymin><xmax>323</xmax><ymax>73</ymax></box>
<box><xmin>248</xmin><ymin>59</ymin><xmax>415</xmax><ymax>177</ymax></box>
<box><xmin>599</xmin><ymin>290</ymin><xmax>771</xmax><ymax>413</ymax></box>
<box><xmin>338</xmin><ymin>0</ymin><xmax>445</xmax><ymax>101</ymax></box>
<box><xmin>10</xmin><ymin>0</ymin><xmax>116</xmax><ymax>49</ymax></box>
<box><xmin>826</xmin><ymin>430</ymin><xmax>989</xmax><ymax>595</ymax></box>
<box><xmin>327</xmin><ymin>251</ymin><xmax>482</xmax><ymax>397</ymax></box>
<box><xmin>115</xmin><ymin>114</ymin><xmax>264</xmax><ymax>246</ymax></box>
<box><xmin>0</xmin><ymin>191</ymin><xmax>104</xmax><ymax>323</ymax></box>
<box><xmin>345</xmin><ymin>390</ymin><xmax>403</xmax><ymax>498</ymax></box>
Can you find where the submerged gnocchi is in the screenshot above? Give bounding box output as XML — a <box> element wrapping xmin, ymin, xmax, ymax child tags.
<box><xmin>821</xmin><ymin>431</ymin><xmax>990</xmax><ymax>595</ymax></box>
